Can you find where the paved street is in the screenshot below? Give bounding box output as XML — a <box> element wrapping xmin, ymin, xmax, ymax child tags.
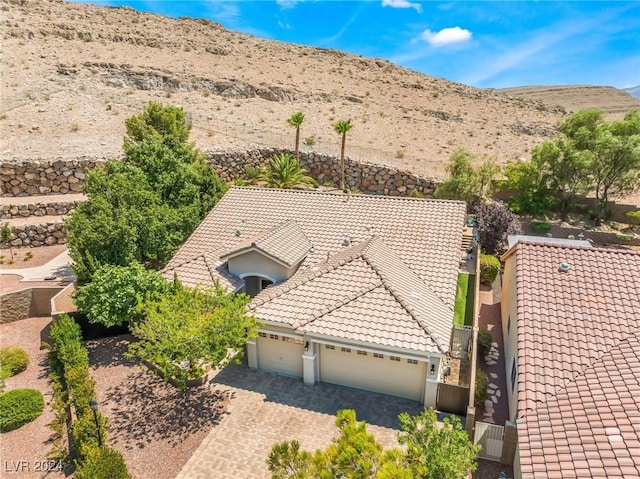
<box><xmin>176</xmin><ymin>364</ymin><xmax>422</xmax><ymax>479</ymax></box>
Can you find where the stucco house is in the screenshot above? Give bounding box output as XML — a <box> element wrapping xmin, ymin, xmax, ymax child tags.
<box><xmin>500</xmin><ymin>238</ymin><xmax>640</xmax><ymax>478</ymax></box>
<box><xmin>162</xmin><ymin>187</ymin><xmax>471</xmax><ymax>407</ymax></box>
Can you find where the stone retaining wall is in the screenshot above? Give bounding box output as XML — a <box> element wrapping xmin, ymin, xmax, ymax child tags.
<box><xmin>1</xmin><ymin>199</ymin><xmax>82</xmax><ymax>220</ymax></box>
<box><xmin>1</xmin><ymin>222</ymin><xmax>66</xmax><ymax>248</ymax></box>
<box><xmin>0</xmin><ymin>158</ymin><xmax>105</xmax><ymax>196</ymax></box>
<box><xmin>0</xmin><ymin>287</ymin><xmax>64</xmax><ymax>323</ymax></box>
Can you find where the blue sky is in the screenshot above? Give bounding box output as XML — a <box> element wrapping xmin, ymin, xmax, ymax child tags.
<box><xmin>70</xmin><ymin>1</ymin><xmax>640</xmax><ymax>89</ymax></box>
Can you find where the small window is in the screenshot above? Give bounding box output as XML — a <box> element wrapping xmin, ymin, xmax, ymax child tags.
<box><xmin>507</xmin><ymin>315</ymin><xmax>511</xmax><ymax>335</ymax></box>
<box><xmin>357</xmin><ymin>350</ymin><xmax>367</xmax><ymax>356</ymax></box>
<box><xmin>389</xmin><ymin>356</ymin><xmax>401</xmax><ymax>362</ymax></box>
<box><xmin>325</xmin><ymin>344</ymin><xmax>335</xmax><ymax>350</ymax></box>
<box><xmin>258</xmin><ymin>332</ymin><xmax>267</xmax><ymax>338</ymax></box>
<box><xmin>282</xmin><ymin>337</ymin><xmax>303</xmax><ymax>344</ymax></box>
<box><xmin>341</xmin><ymin>347</ymin><xmax>351</xmax><ymax>353</ymax></box>
<box><xmin>511</xmin><ymin>358</ymin><xmax>517</xmax><ymax>392</ymax></box>
<box><xmin>373</xmin><ymin>353</ymin><xmax>384</xmax><ymax>359</ymax></box>
<box><xmin>269</xmin><ymin>334</ymin><xmax>279</xmax><ymax>340</ymax></box>
<box><xmin>407</xmin><ymin>359</ymin><xmax>418</xmax><ymax>365</ymax></box>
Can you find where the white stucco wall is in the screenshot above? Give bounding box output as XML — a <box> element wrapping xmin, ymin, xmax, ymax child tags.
<box><xmin>227</xmin><ymin>250</ymin><xmax>292</xmax><ymax>283</ymax></box>
<box><xmin>501</xmin><ymin>252</ymin><xmax>519</xmax><ymax>422</ymax></box>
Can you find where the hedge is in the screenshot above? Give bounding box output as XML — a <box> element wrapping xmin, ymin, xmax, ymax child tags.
<box><xmin>0</xmin><ymin>346</ymin><xmax>29</xmax><ymax>377</ymax></box>
<box><xmin>0</xmin><ymin>388</ymin><xmax>45</xmax><ymax>432</ymax></box>
<box><xmin>477</xmin><ymin>328</ymin><xmax>493</xmax><ymax>358</ymax></box>
<box><xmin>75</xmin><ymin>447</ymin><xmax>131</xmax><ymax>479</ymax></box>
<box><xmin>475</xmin><ymin>370</ymin><xmax>488</xmax><ymax>406</ymax></box>
<box><xmin>479</xmin><ymin>254</ymin><xmax>500</xmax><ymax>285</ymax></box>
<box><xmin>531</xmin><ymin>221</ymin><xmax>552</xmax><ymax>234</ymax></box>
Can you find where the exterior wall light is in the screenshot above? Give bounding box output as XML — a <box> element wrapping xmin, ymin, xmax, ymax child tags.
<box><xmin>429</xmin><ymin>364</ymin><xmax>436</xmax><ymax>375</ymax></box>
<box><xmin>304</xmin><ymin>341</ymin><xmax>310</xmax><ymax>352</ymax></box>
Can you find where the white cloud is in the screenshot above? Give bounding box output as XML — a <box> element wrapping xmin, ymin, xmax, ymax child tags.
<box><xmin>382</xmin><ymin>0</ymin><xmax>422</xmax><ymax>13</ymax></box>
<box><xmin>276</xmin><ymin>0</ymin><xmax>299</xmax><ymax>9</ymax></box>
<box><xmin>421</xmin><ymin>26</ymin><xmax>472</xmax><ymax>46</ymax></box>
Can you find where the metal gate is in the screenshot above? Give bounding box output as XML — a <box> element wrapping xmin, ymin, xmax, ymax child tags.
<box><xmin>450</xmin><ymin>325</ymin><xmax>473</xmax><ymax>359</ymax></box>
<box><xmin>436</xmin><ymin>383</ymin><xmax>469</xmax><ymax>415</ymax></box>
<box><xmin>474</xmin><ymin>421</ymin><xmax>505</xmax><ymax>461</ymax></box>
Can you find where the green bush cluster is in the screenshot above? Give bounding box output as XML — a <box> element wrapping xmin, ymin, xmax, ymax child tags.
<box><xmin>475</xmin><ymin>370</ymin><xmax>488</xmax><ymax>406</ymax></box>
<box><xmin>477</xmin><ymin>328</ymin><xmax>493</xmax><ymax>358</ymax></box>
<box><xmin>0</xmin><ymin>346</ymin><xmax>29</xmax><ymax>377</ymax></box>
<box><xmin>48</xmin><ymin>315</ymin><xmax>129</xmax><ymax>475</ymax></box>
<box><xmin>531</xmin><ymin>221</ymin><xmax>552</xmax><ymax>234</ymax></box>
<box><xmin>479</xmin><ymin>254</ymin><xmax>500</xmax><ymax>285</ymax></box>
<box><xmin>0</xmin><ymin>388</ymin><xmax>45</xmax><ymax>432</ymax></box>
<box><xmin>75</xmin><ymin>447</ymin><xmax>131</xmax><ymax>479</ymax></box>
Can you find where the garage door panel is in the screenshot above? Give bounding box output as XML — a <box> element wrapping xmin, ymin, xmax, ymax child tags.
<box><xmin>257</xmin><ymin>334</ymin><xmax>304</xmax><ymax>378</ymax></box>
<box><xmin>320</xmin><ymin>345</ymin><xmax>425</xmax><ymax>401</ymax></box>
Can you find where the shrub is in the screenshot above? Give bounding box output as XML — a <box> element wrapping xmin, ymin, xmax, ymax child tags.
<box><xmin>531</xmin><ymin>221</ymin><xmax>552</xmax><ymax>234</ymax></box>
<box><xmin>72</xmin><ymin>411</ymin><xmax>108</xmax><ymax>460</ymax></box>
<box><xmin>0</xmin><ymin>388</ymin><xmax>45</xmax><ymax>432</ymax></box>
<box><xmin>479</xmin><ymin>254</ymin><xmax>500</xmax><ymax>285</ymax></box>
<box><xmin>409</xmin><ymin>188</ymin><xmax>424</xmax><ymax>198</ymax></box>
<box><xmin>75</xmin><ymin>447</ymin><xmax>131</xmax><ymax>479</ymax></box>
<box><xmin>303</xmin><ymin>136</ymin><xmax>315</xmax><ymax>146</ymax></box>
<box><xmin>0</xmin><ymin>346</ymin><xmax>29</xmax><ymax>377</ymax></box>
<box><xmin>475</xmin><ymin>370</ymin><xmax>488</xmax><ymax>406</ymax></box>
<box><xmin>475</xmin><ymin>202</ymin><xmax>523</xmax><ymax>254</ymax></box>
<box><xmin>477</xmin><ymin>328</ymin><xmax>493</xmax><ymax>358</ymax></box>
<box><xmin>626</xmin><ymin>210</ymin><xmax>640</xmax><ymax>225</ymax></box>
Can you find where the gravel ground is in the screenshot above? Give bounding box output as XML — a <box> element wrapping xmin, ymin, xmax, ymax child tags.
<box><xmin>0</xmin><ymin>317</ymin><xmax>66</xmax><ymax>479</ymax></box>
<box><xmin>87</xmin><ymin>335</ymin><xmax>229</xmax><ymax>479</ymax></box>
<box><xmin>0</xmin><ymin>246</ymin><xmax>67</xmax><ymax>270</ymax></box>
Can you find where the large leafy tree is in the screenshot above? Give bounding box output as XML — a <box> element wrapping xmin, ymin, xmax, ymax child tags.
<box><xmin>126</xmin><ymin>283</ymin><xmax>257</xmax><ymax>389</ymax></box>
<box><xmin>475</xmin><ymin>202</ymin><xmax>523</xmax><ymax>254</ymax></box>
<box><xmin>434</xmin><ymin>147</ymin><xmax>498</xmax><ymax>208</ymax></box>
<box><xmin>73</xmin><ymin>262</ymin><xmax>172</xmax><ymax>327</ymax></box>
<box><xmin>267</xmin><ymin>409</ymin><xmax>478</xmax><ymax>479</ymax></box>
<box><xmin>287</xmin><ymin>112</ymin><xmax>305</xmax><ymax>161</ymax></box>
<box><xmin>66</xmin><ymin>103</ymin><xmax>227</xmax><ymax>281</ymax></box>
<box><xmin>258</xmin><ymin>153</ymin><xmax>317</xmax><ymax>189</ymax></box>
<box><xmin>333</xmin><ymin>119</ymin><xmax>354</xmax><ymax>191</ymax></box>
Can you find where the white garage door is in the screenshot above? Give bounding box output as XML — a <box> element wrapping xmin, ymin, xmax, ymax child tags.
<box><xmin>257</xmin><ymin>332</ymin><xmax>304</xmax><ymax>378</ymax></box>
<box><xmin>320</xmin><ymin>345</ymin><xmax>426</xmax><ymax>401</ymax></box>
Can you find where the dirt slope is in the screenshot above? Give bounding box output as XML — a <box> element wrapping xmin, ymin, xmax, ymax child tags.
<box><xmin>1</xmin><ymin>0</ymin><xmax>570</xmax><ymax>178</ymax></box>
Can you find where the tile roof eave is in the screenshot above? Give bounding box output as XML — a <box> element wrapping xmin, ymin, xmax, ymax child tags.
<box><xmin>299</xmin><ymin>330</ymin><xmax>436</xmax><ymax>357</ymax></box>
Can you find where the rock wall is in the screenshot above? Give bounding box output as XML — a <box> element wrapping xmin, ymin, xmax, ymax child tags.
<box><xmin>1</xmin><ymin>222</ymin><xmax>66</xmax><ymax>248</ymax></box>
<box><xmin>1</xmin><ymin>199</ymin><xmax>82</xmax><ymax>220</ymax></box>
<box><xmin>0</xmin><ymin>158</ymin><xmax>105</xmax><ymax>196</ymax></box>
<box><xmin>0</xmin><ymin>287</ymin><xmax>64</xmax><ymax>323</ymax></box>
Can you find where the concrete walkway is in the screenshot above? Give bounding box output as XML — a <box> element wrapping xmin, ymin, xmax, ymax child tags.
<box><xmin>0</xmin><ymin>249</ymin><xmax>73</xmax><ymax>282</ymax></box>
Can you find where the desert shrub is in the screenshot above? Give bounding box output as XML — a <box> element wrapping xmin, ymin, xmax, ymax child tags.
<box><xmin>475</xmin><ymin>370</ymin><xmax>488</xmax><ymax>406</ymax></box>
<box><xmin>243</xmin><ymin>165</ymin><xmax>260</xmax><ymax>184</ymax></box>
<box><xmin>303</xmin><ymin>136</ymin><xmax>315</xmax><ymax>146</ymax></box>
<box><xmin>0</xmin><ymin>388</ymin><xmax>45</xmax><ymax>432</ymax></box>
<box><xmin>626</xmin><ymin>210</ymin><xmax>640</xmax><ymax>225</ymax></box>
<box><xmin>0</xmin><ymin>346</ymin><xmax>29</xmax><ymax>377</ymax></box>
<box><xmin>477</xmin><ymin>328</ymin><xmax>493</xmax><ymax>358</ymax></box>
<box><xmin>409</xmin><ymin>188</ymin><xmax>424</xmax><ymax>198</ymax></box>
<box><xmin>531</xmin><ymin>221</ymin><xmax>552</xmax><ymax>234</ymax></box>
<box><xmin>75</xmin><ymin>447</ymin><xmax>131</xmax><ymax>479</ymax></box>
<box><xmin>479</xmin><ymin>254</ymin><xmax>500</xmax><ymax>285</ymax></box>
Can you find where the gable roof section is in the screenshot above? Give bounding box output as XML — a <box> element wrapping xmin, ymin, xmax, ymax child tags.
<box><xmin>518</xmin><ymin>332</ymin><xmax>640</xmax><ymax>478</ymax></box>
<box><xmin>220</xmin><ymin>220</ymin><xmax>312</xmax><ymax>268</ymax></box>
<box><xmin>253</xmin><ymin>237</ymin><xmax>453</xmax><ymax>353</ymax></box>
<box><xmin>512</xmin><ymin>242</ymin><xmax>640</xmax><ymax>418</ymax></box>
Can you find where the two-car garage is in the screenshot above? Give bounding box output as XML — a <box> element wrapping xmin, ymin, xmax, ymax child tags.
<box><xmin>254</xmin><ymin>333</ymin><xmax>427</xmax><ymax>402</ymax></box>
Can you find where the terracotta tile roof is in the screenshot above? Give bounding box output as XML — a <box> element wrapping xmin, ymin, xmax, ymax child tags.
<box><xmin>508</xmin><ymin>241</ymin><xmax>640</xmax><ymax>478</ymax></box>
<box><xmin>253</xmin><ymin>237</ymin><xmax>453</xmax><ymax>353</ymax></box>
<box><xmin>220</xmin><ymin>220</ymin><xmax>311</xmax><ymax>268</ymax></box>
<box><xmin>518</xmin><ymin>332</ymin><xmax>640</xmax><ymax>479</ymax></box>
<box><xmin>163</xmin><ymin>187</ymin><xmax>466</xmax><ymax>353</ymax></box>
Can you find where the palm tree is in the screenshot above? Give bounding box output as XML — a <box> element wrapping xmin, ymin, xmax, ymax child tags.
<box><xmin>286</xmin><ymin>111</ymin><xmax>305</xmax><ymax>161</ymax></box>
<box><xmin>258</xmin><ymin>153</ymin><xmax>317</xmax><ymax>189</ymax></box>
<box><xmin>333</xmin><ymin>119</ymin><xmax>354</xmax><ymax>191</ymax></box>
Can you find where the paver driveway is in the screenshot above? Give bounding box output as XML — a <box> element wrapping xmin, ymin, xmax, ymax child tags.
<box><xmin>176</xmin><ymin>364</ymin><xmax>422</xmax><ymax>479</ymax></box>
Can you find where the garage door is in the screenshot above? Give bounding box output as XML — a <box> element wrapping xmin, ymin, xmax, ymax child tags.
<box><xmin>320</xmin><ymin>345</ymin><xmax>426</xmax><ymax>401</ymax></box>
<box><xmin>257</xmin><ymin>332</ymin><xmax>304</xmax><ymax>378</ymax></box>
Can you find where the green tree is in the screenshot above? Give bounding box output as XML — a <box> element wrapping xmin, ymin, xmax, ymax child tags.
<box><xmin>333</xmin><ymin>119</ymin><xmax>354</xmax><ymax>191</ymax></box>
<box><xmin>126</xmin><ymin>283</ymin><xmax>257</xmax><ymax>389</ymax></box>
<box><xmin>73</xmin><ymin>262</ymin><xmax>172</xmax><ymax>327</ymax></box>
<box><xmin>267</xmin><ymin>409</ymin><xmax>478</xmax><ymax>479</ymax></box>
<box><xmin>434</xmin><ymin>148</ymin><xmax>498</xmax><ymax>208</ymax></box>
<box><xmin>258</xmin><ymin>153</ymin><xmax>317</xmax><ymax>189</ymax></box>
<box><xmin>0</xmin><ymin>222</ymin><xmax>13</xmax><ymax>259</ymax></box>
<box><xmin>287</xmin><ymin>112</ymin><xmax>305</xmax><ymax>161</ymax></box>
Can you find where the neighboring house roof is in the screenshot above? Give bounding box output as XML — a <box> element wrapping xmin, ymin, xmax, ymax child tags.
<box><xmin>503</xmin><ymin>241</ymin><xmax>640</xmax><ymax>478</ymax></box>
<box><xmin>517</xmin><ymin>332</ymin><xmax>640</xmax><ymax>478</ymax></box>
<box><xmin>220</xmin><ymin>220</ymin><xmax>311</xmax><ymax>268</ymax></box>
<box><xmin>163</xmin><ymin>187</ymin><xmax>466</xmax><ymax>353</ymax></box>
<box><xmin>506</xmin><ymin>234</ymin><xmax>592</xmax><ymax>249</ymax></box>
<box><xmin>252</xmin><ymin>236</ymin><xmax>453</xmax><ymax>353</ymax></box>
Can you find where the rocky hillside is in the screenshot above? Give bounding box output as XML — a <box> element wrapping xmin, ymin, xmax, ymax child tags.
<box><xmin>500</xmin><ymin>85</ymin><xmax>640</xmax><ymax>120</ymax></box>
<box><xmin>0</xmin><ymin>0</ymin><xmax>572</xmax><ymax>179</ymax></box>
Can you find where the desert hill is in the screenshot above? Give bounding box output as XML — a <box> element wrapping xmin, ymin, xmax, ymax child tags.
<box><xmin>500</xmin><ymin>85</ymin><xmax>640</xmax><ymax>120</ymax></box>
<box><xmin>0</xmin><ymin>0</ymin><xmax>575</xmax><ymax>179</ymax></box>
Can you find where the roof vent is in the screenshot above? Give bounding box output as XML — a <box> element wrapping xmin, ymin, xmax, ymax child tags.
<box><xmin>235</xmin><ymin>228</ymin><xmax>242</xmax><ymax>236</ymax></box>
<box><xmin>342</xmin><ymin>233</ymin><xmax>351</xmax><ymax>246</ymax></box>
<box><xmin>309</xmin><ymin>245</ymin><xmax>316</xmax><ymax>254</ymax></box>
<box><xmin>411</xmin><ymin>291</ymin><xmax>421</xmax><ymax>300</ymax></box>
<box><xmin>559</xmin><ymin>262</ymin><xmax>570</xmax><ymax>273</ymax></box>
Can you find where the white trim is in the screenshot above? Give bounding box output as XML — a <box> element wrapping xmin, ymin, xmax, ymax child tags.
<box><xmin>308</xmin><ymin>335</ymin><xmax>432</xmax><ymax>362</ymax></box>
<box><xmin>238</xmin><ymin>272</ymin><xmax>278</xmax><ymax>284</ymax></box>
<box><xmin>223</xmin><ymin>247</ymin><xmax>294</xmax><ymax>269</ymax></box>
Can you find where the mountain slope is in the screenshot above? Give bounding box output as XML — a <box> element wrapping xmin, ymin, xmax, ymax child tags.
<box><xmin>1</xmin><ymin>0</ymin><xmax>566</xmax><ymax>177</ymax></box>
